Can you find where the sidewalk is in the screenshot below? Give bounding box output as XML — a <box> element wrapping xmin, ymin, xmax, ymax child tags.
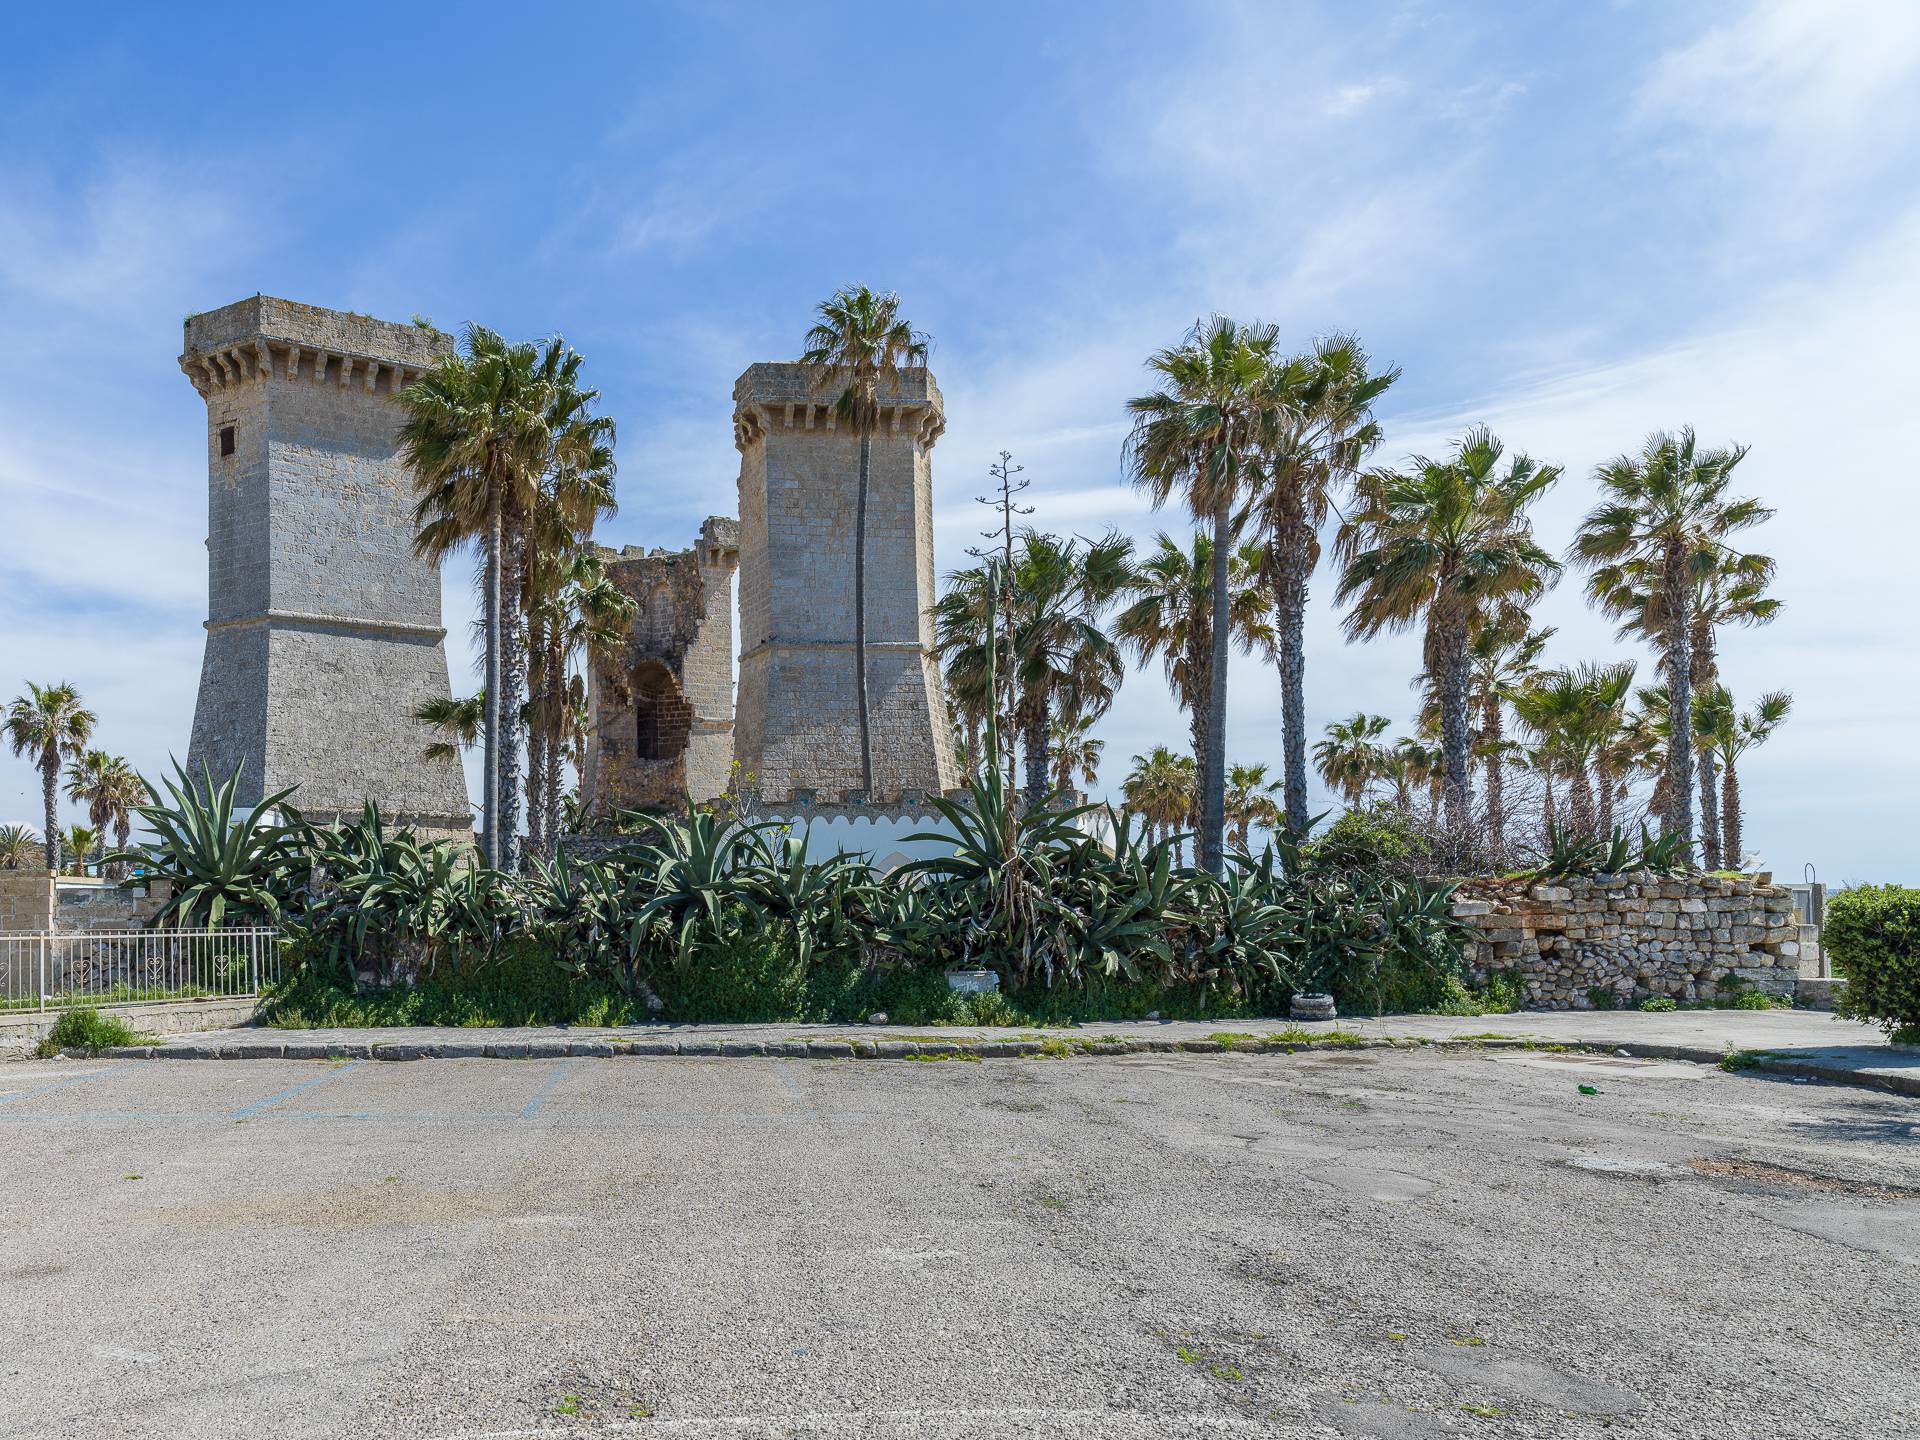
<box><xmin>101</xmin><ymin>1009</ymin><xmax>1920</xmax><ymax>1098</ymax></box>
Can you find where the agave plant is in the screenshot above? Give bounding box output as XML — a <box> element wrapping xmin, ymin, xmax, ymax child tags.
<box><xmin>120</xmin><ymin>760</ymin><xmax>306</xmax><ymax>929</ymax></box>
<box><xmin>619</xmin><ymin>807</ymin><xmax>773</xmax><ymax>974</ymax></box>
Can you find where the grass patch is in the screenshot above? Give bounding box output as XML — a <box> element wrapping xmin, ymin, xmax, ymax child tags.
<box><xmin>1719</xmin><ymin>1048</ymin><xmax>1769</xmax><ymax>1072</ymax></box>
<box><xmin>35</xmin><ymin>1007</ymin><xmax>147</xmax><ymax>1058</ymax></box>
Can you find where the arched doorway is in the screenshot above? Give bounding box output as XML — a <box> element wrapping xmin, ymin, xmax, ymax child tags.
<box><xmin>631</xmin><ymin>660</ymin><xmax>692</xmax><ymax>762</ymax></box>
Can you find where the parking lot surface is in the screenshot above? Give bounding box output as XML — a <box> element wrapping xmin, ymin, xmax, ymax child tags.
<box><xmin>1</xmin><ymin>1048</ymin><xmax>1915</xmax><ymax>1438</ymax></box>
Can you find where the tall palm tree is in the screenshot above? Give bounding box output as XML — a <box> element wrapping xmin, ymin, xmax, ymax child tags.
<box><xmin>800</xmin><ymin>286</ymin><xmax>928</xmax><ymax>796</ymax></box>
<box><xmin>1464</xmin><ymin>612</ymin><xmax>1552</xmax><ymax>855</ymax></box>
<box><xmin>1049</xmin><ymin>712</ymin><xmax>1104</xmax><ymax>795</ymax></box>
<box><xmin>1335</xmin><ymin>427</ymin><xmax>1561</xmax><ymax>828</ymax></box>
<box><xmin>400</xmin><ymin>327</ymin><xmax>554</xmax><ymax>869</ymax></box>
<box><xmin>5</xmin><ymin>682</ymin><xmax>95</xmax><ymax>873</ymax></box>
<box><xmin>1224</xmin><ymin>761</ymin><xmax>1283</xmax><ymax>851</ymax></box>
<box><xmin>1571</xmin><ymin>428</ymin><xmax>1769</xmax><ymax>855</ymax></box>
<box><xmin>1125</xmin><ymin>316</ymin><xmax>1279</xmax><ymax>874</ymax></box>
<box><xmin>1511</xmin><ymin>662</ymin><xmax>1637</xmax><ymax>837</ymax></box>
<box><xmin>1590</xmin><ymin>548</ymin><xmax>1780</xmax><ymax>868</ymax></box>
<box><xmin>521</xmin><ymin>342</ymin><xmax>621</xmax><ymax>858</ymax></box>
<box><xmin>64</xmin><ymin>751</ymin><xmax>144</xmax><ymax>875</ymax></box>
<box><xmin>1113</xmin><ymin>531</ymin><xmax>1273</xmax><ymax>824</ymax></box>
<box><xmin>1314</xmin><ymin>712</ymin><xmax>1391</xmax><ymax>808</ymax></box>
<box><xmin>59</xmin><ymin>824</ymin><xmax>99</xmax><ymax>877</ymax></box>
<box><xmin>1122</xmin><ymin>746</ymin><xmax>1196</xmax><ymax>857</ymax></box>
<box><xmin>1243</xmin><ymin>335</ymin><xmax>1398</xmax><ymax>837</ymax></box>
<box><xmin>1696</xmin><ymin>684</ymin><xmax>1792</xmax><ymax>868</ymax></box>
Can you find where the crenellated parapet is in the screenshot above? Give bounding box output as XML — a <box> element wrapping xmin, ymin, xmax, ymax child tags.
<box><xmin>179</xmin><ymin>294</ymin><xmax>450</xmax><ymax>398</ymax></box>
<box><xmin>731</xmin><ymin>362</ymin><xmax>945</xmax><ymax>453</ymax></box>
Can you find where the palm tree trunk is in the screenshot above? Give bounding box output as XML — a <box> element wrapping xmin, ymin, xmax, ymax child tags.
<box><xmin>1483</xmin><ymin>699</ymin><xmax>1506</xmax><ymax>856</ymax></box>
<box><xmin>1021</xmin><ymin>710</ymin><xmax>1050</xmax><ymax>809</ymax></box>
<box><xmin>1201</xmin><ymin>493</ymin><xmax>1231</xmax><ymax>876</ymax></box>
<box><xmin>482</xmin><ymin>493</ymin><xmax>503</xmax><ymax>869</ymax></box>
<box><xmin>40</xmin><ymin>757</ymin><xmax>59</xmax><ymax>874</ymax></box>
<box><xmin>1661</xmin><ymin>542</ymin><xmax>1694</xmax><ymax>850</ymax></box>
<box><xmin>524</xmin><ymin>612</ymin><xmax>546</xmax><ymax>863</ymax></box>
<box><xmin>1722</xmin><ymin>756</ymin><xmax>1743</xmax><ymax>867</ymax></box>
<box><xmin>1543</xmin><ymin>774</ymin><xmax>1556</xmax><ymax>835</ymax></box>
<box><xmin>1693</xmin><ymin>621</ymin><xmax>1721</xmax><ymax>869</ymax></box>
<box><xmin>1597</xmin><ymin>766</ymin><xmax>1615</xmax><ymax>835</ymax></box>
<box><xmin>544</xmin><ymin>639</ymin><xmax>566</xmax><ymax>851</ymax></box>
<box><xmin>1571</xmin><ymin>767</ymin><xmax>1596</xmax><ymax>837</ymax></box>
<box><xmin>498</xmin><ymin>530</ymin><xmax>525</xmax><ymax>873</ymax></box>
<box><xmin>853</xmin><ymin>431</ymin><xmax>875</xmax><ymax>797</ymax></box>
<box><xmin>1437</xmin><ymin>619</ymin><xmax>1473</xmax><ymax>830</ymax></box>
<box><xmin>1274</xmin><ymin>520</ymin><xmax>1312</xmax><ymax>842</ymax></box>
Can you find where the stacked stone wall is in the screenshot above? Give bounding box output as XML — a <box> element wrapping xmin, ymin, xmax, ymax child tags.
<box><xmin>1452</xmin><ymin>872</ymin><xmax>1800</xmax><ymax>1009</ymax></box>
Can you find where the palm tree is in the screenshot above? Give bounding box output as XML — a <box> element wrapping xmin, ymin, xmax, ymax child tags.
<box><xmin>1696</xmin><ymin>684</ymin><xmax>1791</xmax><ymax>868</ymax></box>
<box><xmin>1464</xmin><ymin>611</ymin><xmax>1552</xmax><ymax>855</ymax></box>
<box><xmin>1224</xmin><ymin>762</ymin><xmax>1283</xmax><ymax>851</ymax></box>
<box><xmin>1314</xmin><ymin>712</ymin><xmax>1391</xmax><ymax>808</ymax></box>
<box><xmin>1336</xmin><ymin>427</ymin><xmax>1561</xmax><ymax>828</ymax></box>
<box><xmin>1049</xmin><ymin>712</ymin><xmax>1104</xmax><ymax>795</ymax></box>
<box><xmin>1113</xmin><ymin>531</ymin><xmax>1273</xmax><ymax>825</ymax></box>
<box><xmin>60</xmin><ymin>824</ymin><xmax>99</xmax><ymax>877</ymax></box>
<box><xmin>1122</xmin><ymin>746</ymin><xmax>1196</xmax><ymax>857</ymax></box>
<box><xmin>0</xmin><ymin>824</ymin><xmax>40</xmax><ymax>870</ymax></box>
<box><xmin>400</xmin><ymin>327</ymin><xmax>554</xmax><ymax>870</ymax></box>
<box><xmin>521</xmin><ymin>344</ymin><xmax>621</xmax><ymax>858</ymax></box>
<box><xmin>64</xmin><ymin>751</ymin><xmax>144</xmax><ymax>876</ymax></box>
<box><xmin>1590</xmin><ymin>548</ymin><xmax>1780</xmax><ymax>868</ymax></box>
<box><xmin>1571</xmin><ymin>428</ymin><xmax>1770</xmax><ymax>855</ymax></box>
<box><xmin>1511</xmin><ymin>662</ymin><xmax>1637</xmax><ymax>837</ymax></box>
<box><xmin>5</xmin><ymin>682</ymin><xmax>96</xmax><ymax>873</ymax></box>
<box><xmin>416</xmin><ymin>692</ymin><xmax>486</xmax><ymax>764</ymax></box>
<box><xmin>1243</xmin><ymin>335</ymin><xmax>1398</xmax><ymax>838</ymax></box>
<box><xmin>800</xmin><ymin>286</ymin><xmax>929</xmax><ymax>796</ymax></box>
<box><xmin>1125</xmin><ymin>315</ymin><xmax>1279</xmax><ymax>874</ymax></box>
<box><xmin>527</xmin><ymin>549</ymin><xmax>633</xmax><ymax>856</ymax></box>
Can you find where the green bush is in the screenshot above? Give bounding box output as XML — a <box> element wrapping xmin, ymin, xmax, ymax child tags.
<box><xmin>1585</xmin><ymin>985</ymin><xmax>1619</xmax><ymax>1011</ymax></box>
<box><xmin>1827</xmin><ymin>885</ymin><xmax>1920</xmax><ymax>1038</ymax></box>
<box><xmin>1640</xmin><ymin>995</ymin><xmax>1678</xmax><ymax>1012</ymax></box>
<box><xmin>36</xmin><ymin>1007</ymin><xmax>146</xmax><ymax>1057</ymax></box>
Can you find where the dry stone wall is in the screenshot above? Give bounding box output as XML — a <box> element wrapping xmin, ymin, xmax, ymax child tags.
<box><xmin>1451</xmin><ymin>872</ymin><xmax>1800</xmax><ymax>1009</ymax></box>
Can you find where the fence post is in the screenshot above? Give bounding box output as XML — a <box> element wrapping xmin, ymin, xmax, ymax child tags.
<box><xmin>250</xmin><ymin>930</ymin><xmax>259</xmax><ymax>997</ymax></box>
<box><xmin>38</xmin><ymin>931</ymin><xmax>47</xmax><ymax>1012</ymax></box>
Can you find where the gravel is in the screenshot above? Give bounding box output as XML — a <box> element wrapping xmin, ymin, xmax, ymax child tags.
<box><xmin>0</xmin><ymin>1048</ymin><xmax>1914</xmax><ymax>1438</ymax></box>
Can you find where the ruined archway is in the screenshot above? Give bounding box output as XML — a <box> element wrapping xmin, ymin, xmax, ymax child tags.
<box><xmin>632</xmin><ymin>660</ymin><xmax>692</xmax><ymax>763</ymax></box>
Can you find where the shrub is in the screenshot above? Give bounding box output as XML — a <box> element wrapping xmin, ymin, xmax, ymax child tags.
<box><xmin>1585</xmin><ymin>985</ymin><xmax>1619</xmax><ymax>1011</ymax></box>
<box><xmin>1827</xmin><ymin>885</ymin><xmax>1920</xmax><ymax>1038</ymax></box>
<box><xmin>37</xmin><ymin>1007</ymin><xmax>145</xmax><ymax>1057</ymax></box>
<box><xmin>1640</xmin><ymin>995</ymin><xmax>1678</xmax><ymax>1012</ymax></box>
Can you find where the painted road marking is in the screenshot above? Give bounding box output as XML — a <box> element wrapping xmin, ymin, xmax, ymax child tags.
<box><xmin>0</xmin><ymin>1064</ymin><xmax>134</xmax><ymax>1107</ymax></box>
<box><xmin>520</xmin><ymin>1060</ymin><xmax>575</xmax><ymax>1120</ymax></box>
<box><xmin>229</xmin><ymin>1062</ymin><xmax>366</xmax><ymax>1119</ymax></box>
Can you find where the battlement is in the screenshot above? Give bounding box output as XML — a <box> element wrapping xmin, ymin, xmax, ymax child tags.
<box><xmin>732</xmin><ymin>362</ymin><xmax>944</xmax><ymax>452</ymax></box>
<box><xmin>180</xmin><ymin>296</ymin><xmax>451</xmax><ymax>398</ymax></box>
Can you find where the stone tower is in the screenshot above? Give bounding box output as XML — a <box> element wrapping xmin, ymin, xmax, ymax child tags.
<box><xmin>582</xmin><ymin>516</ymin><xmax>740</xmax><ymax>814</ymax></box>
<box><xmin>178</xmin><ymin>296</ymin><xmax>471</xmax><ymax>837</ymax></box>
<box><xmin>731</xmin><ymin>363</ymin><xmax>958</xmax><ymax>803</ymax></box>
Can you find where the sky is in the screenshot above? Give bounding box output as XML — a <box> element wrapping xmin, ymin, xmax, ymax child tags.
<box><xmin>1</xmin><ymin>0</ymin><xmax>1916</xmax><ymax>883</ymax></box>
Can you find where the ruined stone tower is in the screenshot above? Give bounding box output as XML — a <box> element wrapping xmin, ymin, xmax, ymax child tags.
<box><xmin>582</xmin><ymin>516</ymin><xmax>740</xmax><ymax>814</ymax></box>
<box><xmin>731</xmin><ymin>363</ymin><xmax>958</xmax><ymax>803</ymax></box>
<box><xmin>179</xmin><ymin>296</ymin><xmax>471</xmax><ymax>836</ymax></box>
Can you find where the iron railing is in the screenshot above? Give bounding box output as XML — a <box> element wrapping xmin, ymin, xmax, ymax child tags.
<box><xmin>0</xmin><ymin>928</ymin><xmax>281</xmax><ymax>1012</ymax></box>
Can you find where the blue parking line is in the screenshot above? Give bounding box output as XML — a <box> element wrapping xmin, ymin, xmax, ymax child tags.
<box><xmin>230</xmin><ymin>1061</ymin><xmax>364</xmax><ymax>1119</ymax></box>
<box><xmin>0</xmin><ymin>1064</ymin><xmax>134</xmax><ymax>1106</ymax></box>
<box><xmin>520</xmin><ymin>1060</ymin><xmax>574</xmax><ymax>1120</ymax></box>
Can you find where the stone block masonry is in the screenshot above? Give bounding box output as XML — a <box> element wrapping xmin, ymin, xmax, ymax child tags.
<box><xmin>1451</xmin><ymin>872</ymin><xmax>1801</xmax><ymax>1009</ymax></box>
<box><xmin>730</xmin><ymin>362</ymin><xmax>959</xmax><ymax>803</ymax></box>
<box><xmin>583</xmin><ymin>517</ymin><xmax>739</xmax><ymax>814</ymax></box>
<box><xmin>179</xmin><ymin>297</ymin><xmax>471</xmax><ymax>837</ymax></box>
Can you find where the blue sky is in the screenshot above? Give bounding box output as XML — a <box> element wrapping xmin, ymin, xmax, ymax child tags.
<box><xmin>3</xmin><ymin>0</ymin><xmax>1916</xmax><ymax>881</ymax></box>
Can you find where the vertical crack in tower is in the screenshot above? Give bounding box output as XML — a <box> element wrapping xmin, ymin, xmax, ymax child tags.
<box><xmin>179</xmin><ymin>296</ymin><xmax>472</xmax><ymax>838</ymax></box>
<box><xmin>731</xmin><ymin>362</ymin><xmax>958</xmax><ymax>804</ymax></box>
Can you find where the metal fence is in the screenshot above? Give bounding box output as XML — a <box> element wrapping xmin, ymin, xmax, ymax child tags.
<box><xmin>0</xmin><ymin>928</ymin><xmax>281</xmax><ymax>1013</ymax></box>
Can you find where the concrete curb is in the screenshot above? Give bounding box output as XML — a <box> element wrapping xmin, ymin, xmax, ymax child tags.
<box><xmin>86</xmin><ymin>1031</ymin><xmax>1920</xmax><ymax>1097</ymax></box>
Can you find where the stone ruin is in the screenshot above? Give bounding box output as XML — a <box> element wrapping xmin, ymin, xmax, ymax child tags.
<box><xmin>178</xmin><ymin>296</ymin><xmax>962</xmax><ymax>836</ymax></box>
<box><xmin>581</xmin><ymin>518</ymin><xmax>739</xmax><ymax>814</ymax></box>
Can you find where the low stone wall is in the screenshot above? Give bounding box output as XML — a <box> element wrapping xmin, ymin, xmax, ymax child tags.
<box><xmin>1452</xmin><ymin>872</ymin><xmax>1799</xmax><ymax>1010</ymax></box>
<box><xmin>0</xmin><ymin>995</ymin><xmax>263</xmax><ymax>1057</ymax></box>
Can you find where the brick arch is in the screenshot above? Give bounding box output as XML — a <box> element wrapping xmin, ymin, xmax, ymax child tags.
<box><xmin>632</xmin><ymin>660</ymin><xmax>692</xmax><ymax>762</ymax></box>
